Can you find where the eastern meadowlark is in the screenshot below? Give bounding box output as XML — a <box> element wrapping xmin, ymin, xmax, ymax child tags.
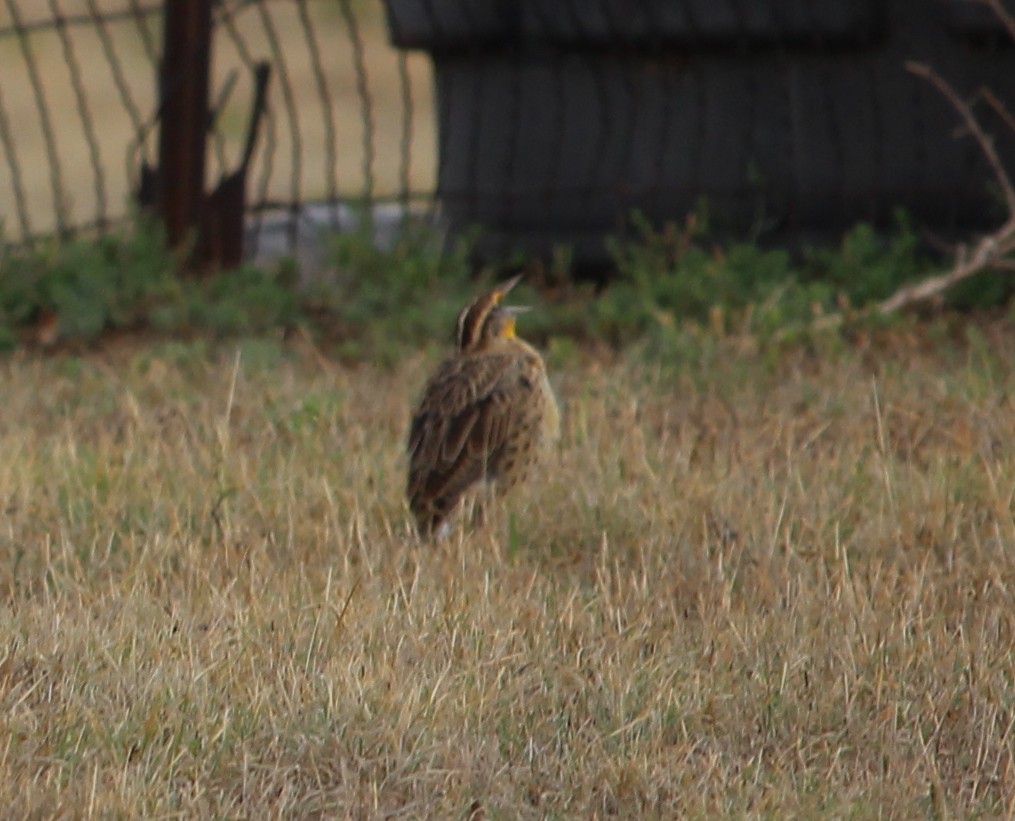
<box><xmin>407</xmin><ymin>275</ymin><xmax>559</xmax><ymax>538</ymax></box>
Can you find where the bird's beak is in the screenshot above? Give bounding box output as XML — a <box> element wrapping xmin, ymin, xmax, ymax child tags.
<box><xmin>492</xmin><ymin>273</ymin><xmax>524</xmax><ymax>302</ymax></box>
<box><xmin>500</xmin><ymin>305</ymin><xmax>530</xmax><ymax>338</ymax></box>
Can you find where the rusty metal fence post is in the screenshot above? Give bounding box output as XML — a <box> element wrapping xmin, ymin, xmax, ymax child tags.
<box><xmin>156</xmin><ymin>0</ymin><xmax>213</xmax><ymax>263</ymax></box>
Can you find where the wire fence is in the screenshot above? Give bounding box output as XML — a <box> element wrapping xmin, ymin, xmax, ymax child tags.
<box><xmin>0</xmin><ymin>0</ymin><xmax>436</xmax><ymax>257</ymax></box>
<box><xmin>2</xmin><ymin>0</ymin><xmax>1015</xmax><ymax>268</ymax></box>
<box><xmin>388</xmin><ymin>0</ymin><xmax>1015</xmax><ymax>262</ymax></box>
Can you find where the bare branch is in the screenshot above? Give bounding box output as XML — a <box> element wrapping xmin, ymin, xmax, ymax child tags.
<box><xmin>906</xmin><ymin>61</ymin><xmax>1015</xmax><ymax>215</ymax></box>
<box><xmin>976</xmin><ymin>0</ymin><xmax>1015</xmax><ymax>44</ymax></box>
<box><xmin>977</xmin><ymin>86</ymin><xmax>1015</xmax><ymax>136</ymax></box>
<box><xmin>877</xmin><ymin>217</ymin><xmax>1015</xmax><ymax>314</ymax></box>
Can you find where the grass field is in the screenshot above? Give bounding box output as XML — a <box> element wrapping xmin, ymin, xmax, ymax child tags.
<box><xmin>1</xmin><ymin>320</ymin><xmax>1014</xmax><ymax>817</ymax></box>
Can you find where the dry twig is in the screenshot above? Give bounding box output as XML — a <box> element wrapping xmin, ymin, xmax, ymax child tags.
<box><xmin>978</xmin><ymin>0</ymin><xmax>1015</xmax><ymax>43</ymax></box>
<box><xmin>873</xmin><ymin>59</ymin><xmax>1015</xmax><ymax>314</ymax></box>
<box><xmin>904</xmin><ymin>61</ymin><xmax>1015</xmax><ymax>215</ymax></box>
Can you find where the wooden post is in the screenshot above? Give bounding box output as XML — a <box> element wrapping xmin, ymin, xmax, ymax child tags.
<box><xmin>156</xmin><ymin>0</ymin><xmax>213</xmax><ymax>260</ymax></box>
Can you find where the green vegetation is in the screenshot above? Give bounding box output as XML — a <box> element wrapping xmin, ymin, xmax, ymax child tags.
<box><xmin>597</xmin><ymin>211</ymin><xmax>936</xmax><ymax>354</ymax></box>
<box><xmin>0</xmin><ymin>220</ymin><xmax>301</xmax><ymax>346</ymax></box>
<box><xmin>0</xmin><ymin>208</ymin><xmax>992</xmax><ymax>360</ymax></box>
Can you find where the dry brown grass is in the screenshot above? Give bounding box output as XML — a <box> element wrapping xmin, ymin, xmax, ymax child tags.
<box><xmin>1</xmin><ymin>326</ymin><xmax>1014</xmax><ymax>817</ymax></box>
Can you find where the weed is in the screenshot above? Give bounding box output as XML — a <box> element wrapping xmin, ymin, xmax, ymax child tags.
<box><xmin>0</xmin><ymin>219</ymin><xmax>306</xmax><ymax>346</ymax></box>
<box><xmin>0</xmin><ymin>220</ymin><xmax>176</xmax><ymax>344</ymax></box>
<box><xmin>802</xmin><ymin>211</ymin><xmax>928</xmax><ymax>305</ymax></box>
<box><xmin>603</xmin><ymin>212</ymin><xmax>935</xmax><ymax>345</ymax></box>
<box><xmin>0</xmin><ymin>206</ymin><xmax>1006</xmax><ymax>371</ymax></box>
<box><xmin>319</xmin><ymin>214</ymin><xmax>477</xmax><ymax>361</ymax></box>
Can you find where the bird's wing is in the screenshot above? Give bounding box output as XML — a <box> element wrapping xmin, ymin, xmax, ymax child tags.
<box><xmin>407</xmin><ymin>351</ymin><xmax>523</xmax><ymax>511</ymax></box>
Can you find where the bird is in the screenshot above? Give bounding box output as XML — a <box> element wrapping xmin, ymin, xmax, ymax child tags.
<box><xmin>406</xmin><ymin>274</ymin><xmax>559</xmax><ymax>539</ymax></box>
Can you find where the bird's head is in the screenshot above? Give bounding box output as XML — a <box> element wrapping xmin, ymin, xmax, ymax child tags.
<box><xmin>455</xmin><ymin>274</ymin><xmax>527</xmax><ymax>352</ymax></box>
